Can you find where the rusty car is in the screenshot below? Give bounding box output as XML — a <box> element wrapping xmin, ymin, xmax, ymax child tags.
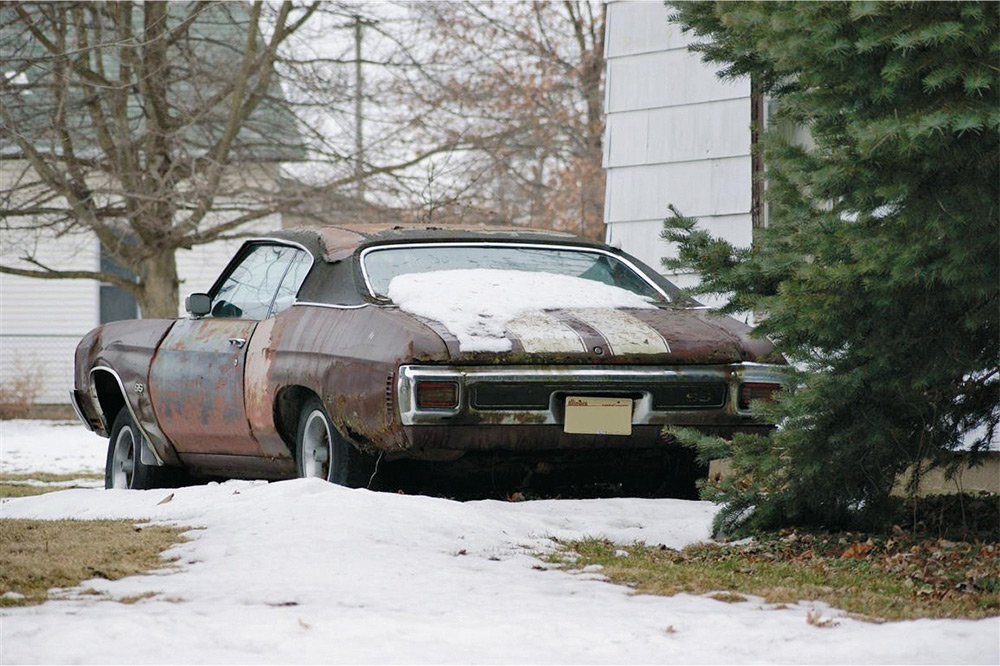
<box><xmin>71</xmin><ymin>224</ymin><xmax>787</xmax><ymax>495</ymax></box>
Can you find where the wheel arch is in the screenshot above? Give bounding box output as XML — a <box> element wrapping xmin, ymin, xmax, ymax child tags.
<box><xmin>89</xmin><ymin>366</ymin><xmax>161</xmax><ymax>466</ymax></box>
<box><xmin>273</xmin><ymin>385</ymin><xmax>376</xmax><ymax>466</ymax></box>
<box><xmin>90</xmin><ymin>367</ymin><xmax>128</xmax><ymax>433</ymax></box>
<box><xmin>274</xmin><ymin>385</ymin><xmax>320</xmax><ymax>456</ymax></box>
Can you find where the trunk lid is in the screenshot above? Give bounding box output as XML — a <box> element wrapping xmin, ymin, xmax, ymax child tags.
<box><xmin>412</xmin><ymin>306</ymin><xmax>778</xmax><ymax>365</ymax></box>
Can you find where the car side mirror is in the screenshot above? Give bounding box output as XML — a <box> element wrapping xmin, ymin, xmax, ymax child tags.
<box><xmin>185</xmin><ymin>293</ymin><xmax>212</xmax><ymax>317</ymax></box>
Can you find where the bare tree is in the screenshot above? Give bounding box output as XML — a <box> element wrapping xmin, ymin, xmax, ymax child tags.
<box><xmin>375</xmin><ymin>1</ymin><xmax>607</xmax><ymax>237</ymax></box>
<box><xmin>0</xmin><ymin>1</ymin><xmax>320</xmax><ymax>317</ymax></box>
<box><xmin>265</xmin><ymin>4</ymin><xmax>484</xmax><ymax>227</ymax></box>
<box><xmin>1</xmin><ymin>1</ymin><xmax>610</xmax><ymax>320</ymax></box>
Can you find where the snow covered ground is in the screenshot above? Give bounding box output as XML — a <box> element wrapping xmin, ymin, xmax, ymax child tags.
<box><xmin>1</xmin><ymin>420</ymin><xmax>997</xmax><ymax>665</ymax></box>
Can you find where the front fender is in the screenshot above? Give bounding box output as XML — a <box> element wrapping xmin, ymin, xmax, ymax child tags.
<box><xmin>77</xmin><ymin>319</ymin><xmax>181</xmax><ymax>465</ymax></box>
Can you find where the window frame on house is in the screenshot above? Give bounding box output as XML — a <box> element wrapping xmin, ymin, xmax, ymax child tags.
<box><xmin>98</xmin><ymin>242</ymin><xmax>140</xmax><ymax>324</ymax></box>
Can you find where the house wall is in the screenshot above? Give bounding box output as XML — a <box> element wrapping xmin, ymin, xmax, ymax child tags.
<box><xmin>0</xmin><ymin>162</ymin><xmax>280</xmax><ymax>406</ymax></box>
<box><xmin>603</xmin><ymin>0</ymin><xmax>752</xmax><ymax>295</ymax></box>
<box><xmin>0</xmin><ymin>228</ymin><xmax>99</xmax><ymax>405</ymax></box>
<box><xmin>0</xmin><ymin>230</ymin><xmax>271</xmax><ymax>406</ymax></box>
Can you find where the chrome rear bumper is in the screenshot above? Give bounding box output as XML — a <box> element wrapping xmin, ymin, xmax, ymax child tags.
<box><xmin>397</xmin><ymin>363</ymin><xmax>788</xmax><ymax>427</ymax></box>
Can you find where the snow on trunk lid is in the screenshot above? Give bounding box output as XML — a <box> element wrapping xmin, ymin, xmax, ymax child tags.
<box><xmin>387</xmin><ymin>269</ymin><xmax>657</xmax><ymax>353</ymax></box>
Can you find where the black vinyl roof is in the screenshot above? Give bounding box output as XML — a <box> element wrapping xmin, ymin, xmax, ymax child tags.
<box><xmin>257</xmin><ymin>224</ymin><xmax>687</xmax><ymax>307</ymax></box>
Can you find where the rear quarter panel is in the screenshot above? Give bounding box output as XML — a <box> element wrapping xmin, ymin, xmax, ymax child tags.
<box><xmin>245</xmin><ymin>304</ymin><xmax>449</xmax><ymax>456</ymax></box>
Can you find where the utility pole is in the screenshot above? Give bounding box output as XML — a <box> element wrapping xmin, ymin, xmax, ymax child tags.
<box><xmin>353</xmin><ymin>14</ymin><xmax>365</xmax><ymax>203</ymax></box>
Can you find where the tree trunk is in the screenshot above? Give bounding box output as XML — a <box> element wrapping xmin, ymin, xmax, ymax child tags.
<box><xmin>138</xmin><ymin>250</ymin><xmax>181</xmax><ymax>319</ymax></box>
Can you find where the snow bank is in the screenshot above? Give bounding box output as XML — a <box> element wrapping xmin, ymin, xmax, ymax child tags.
<box><xmin>3</xmin><ymin>478</ymin><xmax>997</xmax><ymax>665</ymax></box>
<box><xmin>387</xmin><ymin>269</ymin><xmax>655</xmax><ymax>352</ymax></box>
<box><xmin>2</xmin><ymin>421</ymin><xmax>997</xmax><ymax>665</ymax></box>
<box><xmin>0</xmin><ymin>420</ymin><xmax>106</xmax><ymax>475</ymax></box>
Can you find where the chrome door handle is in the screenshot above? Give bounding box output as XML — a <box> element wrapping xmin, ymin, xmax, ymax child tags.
<box><xmin>229</xmin><ymin>338</ymin><xmax>246</xmax><ymax>348</ymax></box>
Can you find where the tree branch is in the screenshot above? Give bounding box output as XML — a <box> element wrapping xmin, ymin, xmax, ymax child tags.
<box><xmin>0</xmin><ymin>260</ymin><xmax>139</xmax><ymax>294</ymax></box>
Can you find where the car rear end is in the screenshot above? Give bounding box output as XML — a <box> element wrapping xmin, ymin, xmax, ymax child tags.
<box><xmin>395</xmin><ymin>361</ymin><xmax>787</xmax><ymax>452</ymax></box>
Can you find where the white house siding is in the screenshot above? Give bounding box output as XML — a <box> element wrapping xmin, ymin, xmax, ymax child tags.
<box><xmin>603</xmin><ymin>0</ymin><xmax>752</xmax><ymax>294</ymax></box>
<box><xmin>0</xmin><ymin>171</ymin><xmax>280</xmax><ymax>406</ymax></box>
<box><xmin>0</xmin><ymin>230</ymin><xmax>99</xmax><ymax>404</ymax></box>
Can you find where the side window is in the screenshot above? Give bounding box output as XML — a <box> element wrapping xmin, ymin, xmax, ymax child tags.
<box><xmin>212</xmin><ymin>245</ymin><xmax>296</xmax><ymax>320</ymax></box>
<box><xmin>269</xmin><ymin>250</ymin><xmax>311</xmax><ymax>317</ymax></box>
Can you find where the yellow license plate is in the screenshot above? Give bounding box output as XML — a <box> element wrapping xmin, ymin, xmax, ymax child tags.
<box><xmin>564</xmin><ymin>397</ymin><xmax>633</xmax><ymax>436</ymax></box>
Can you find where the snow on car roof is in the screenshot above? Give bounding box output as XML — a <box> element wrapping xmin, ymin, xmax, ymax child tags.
<box><xmin>388</xmin><ymin>268</ymin><xmax>656</xmax><ymax>352</ymax></box>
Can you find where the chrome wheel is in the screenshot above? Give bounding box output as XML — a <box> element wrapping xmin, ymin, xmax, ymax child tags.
<box><xmin>105</xmin><ymin>408</ymin><xmax>180</xmax><ymax>490</ymax></box>
<box><xmin>295</xmin><ymin>396</ymin><xmax>375</xmax><ymax>487</ymax></box>
<box><xmin>110</xmin><ymin>422</ymin><xmax>136</xmax><ymax>489</ymax></box>
<box><xmin>300</xmin><ymin>409</ymin><xmax>332</xmax><ymax>480</ymax></box>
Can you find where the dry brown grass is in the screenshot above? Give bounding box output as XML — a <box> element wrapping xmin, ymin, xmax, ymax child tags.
<box><xmin>0</xmin><ymin>361</ymin><xmax>44</xmax><ymax>420</ymax></box>
<box><xmin>0</xmin><ymin>519</ymin><xmax>187</xmax><ymax>606</ymax></box>
<box><xmin>550</xmin><ymin>529</ymin><xmax>1000</xmax><ymax>622</ymax></box>
<box><xmin>0</xmin><ymin>473</ymin><xmax>104</xmax><ymax>499</ymax></box>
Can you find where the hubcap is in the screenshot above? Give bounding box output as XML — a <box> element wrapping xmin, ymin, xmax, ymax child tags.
<box><xmin>112</xmin><ymin>425</ymin><xmax>136</xmax><ymax>489</ymax></box>
<box><xmin>301</xmin><ymin>410</ymin><xmax>332</xmax><ymax>480</ymax></box>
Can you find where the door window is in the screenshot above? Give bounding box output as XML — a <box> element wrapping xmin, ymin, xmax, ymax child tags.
<box><xmin>269</xmin><ymin>250</ymin><xmax>312</xmax><ymax>317</ymax></box>
<box><xmin>212</xmin><ymin>244</ymin><xmax>297</xmax><ymax>320</ymax></box>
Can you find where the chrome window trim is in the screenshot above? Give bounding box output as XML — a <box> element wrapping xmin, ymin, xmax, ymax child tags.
<box><xmin>242</xmin><ymin>237</ymin><xmax>314</xmax><ymax>262</ymax></box>
<box><xmin>206</xmin><ymin>237</ymin><xmax>316</xmax><ymax>314</ymax></box>
<box><xmin>359</xmin><ymin>242</ymin><xmax>671</xmax><ymax>303</ymax></box>
<box><xmin>293</xmin><ymin>302</ymin><xmax>370</xmax><ymax>310</ymax></box>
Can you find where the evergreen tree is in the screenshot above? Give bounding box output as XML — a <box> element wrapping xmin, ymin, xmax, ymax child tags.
<box><xmin>662</xmin><ymin>2</ymin><xmax>999</xmax><ymax>534</ymax></box>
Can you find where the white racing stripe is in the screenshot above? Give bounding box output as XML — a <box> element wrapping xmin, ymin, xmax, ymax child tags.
<box><xmin>506</xmin><ymin>311</ymin><xmax>586</xmax><ymax>353</ymax></box>
<box><xmin>570</xmin><ymin>308</ymin><xmax>671</xmax><ymax>355</ymax></box>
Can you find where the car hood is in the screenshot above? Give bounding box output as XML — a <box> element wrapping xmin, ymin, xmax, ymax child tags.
<box><xmin>408</xmin><ymin>306</ymin><xmax>781</xmax><ymax>365</ymax></box>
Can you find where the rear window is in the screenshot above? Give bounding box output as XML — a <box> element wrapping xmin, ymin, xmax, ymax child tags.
<box><xmin>361</xmin><ymin>244</ymin><xmax>666</xmax><ymax>302</ymax></box>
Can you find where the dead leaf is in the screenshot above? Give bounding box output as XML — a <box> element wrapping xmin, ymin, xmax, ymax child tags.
<box><xmin>806</xmin><ymin>610</ymin><xmax>839</xmax><ymax>628</ymax></box>
<box><xmin>840</xmin><ymin>542</ymin><xmax>874</xmax><ymax>559</ymax></box>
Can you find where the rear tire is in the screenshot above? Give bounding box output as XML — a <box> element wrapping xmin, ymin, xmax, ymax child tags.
<box><xmin>296</xmin><ymin>397</ymin><xmax>375</xmax><ymax>488</ymax></box>
<box><xmin>105</xmin><ymin>408</ymin><xmax>165</xmax><ymax>490</ymax></box>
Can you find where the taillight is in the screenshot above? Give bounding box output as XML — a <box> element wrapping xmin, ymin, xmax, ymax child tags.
<box><xmin>738</xmin><ymin>382</ymin><xmax>783</xmax><ymax>410</ymax></box>
<box><xmin>416</xmin><ymin>381</ymin><xmax>459</xmax><ymax>409</ymax></box>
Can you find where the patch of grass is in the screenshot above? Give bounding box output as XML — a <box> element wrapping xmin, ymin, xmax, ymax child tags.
<box><xmin>1</xmin><ymin>483</ymin><xmax>60</xmax><ymax>498</ymax></box>
<box><xmin>0</xmin><ymin>473</ymin><xmax>104</xmax><ymax>499</ymax></box>
<box><xmin>551</xmin><ymin>531</ymin><xmax>1000</xmax><ymax>622</ymax></box>
<box><xmin>0</xmin><ymin>519</ymin><xmax>187</xmax><ymax>606</ymax></box>
<box><xmin>3</xmin><ymin>473</ymin><xmax>104</xmax><ymax>483</ymax></box>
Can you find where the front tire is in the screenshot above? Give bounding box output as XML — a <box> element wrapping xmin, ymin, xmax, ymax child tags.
<box><xmin>296</xmin><ymin>397</ymin><xmax>374</xmax><ymax>488</ymax></box>
<box><xmin>105</xmin><ymin>408</ymin><xmax>159</xmax><ymax>490</ymax></box>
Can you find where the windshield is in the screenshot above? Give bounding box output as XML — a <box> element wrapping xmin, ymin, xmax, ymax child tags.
<box><xmin>361</xmin><ymin>244</ymin><xmax>666</xmax><ymax>303</ymax></box>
